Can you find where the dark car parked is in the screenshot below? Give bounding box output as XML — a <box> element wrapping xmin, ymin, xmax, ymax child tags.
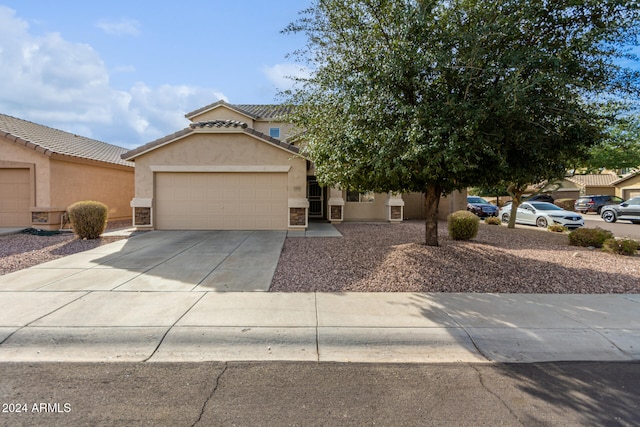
<box><xmin>467</xmin><ymin>196</ymin><xmax>498</xmax><ymax>218</ymax></box>
<box><xmin>525</xmin><ymin>194</ymin><xmax>555</xmax><ymax>203</ymax></box>
<box><xmin>574</xmin><ymin>195</ymin><xmax>624</xmax><ymax>214</ymax></box>
<box><xmin>601</xmin><ymin>197</ymin><xmax>640</xmax><ymax>224</ymax></box>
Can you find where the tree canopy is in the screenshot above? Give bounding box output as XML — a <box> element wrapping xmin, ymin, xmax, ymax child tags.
<box><xmin>580</xmin><ymin>113</ymin><xmax>640</xmax><ymax>173</ymax></box>
<box><xmin>283</xmin><ymin>0</ymin><xmax>640</xmax><ymax>245</ymax></box>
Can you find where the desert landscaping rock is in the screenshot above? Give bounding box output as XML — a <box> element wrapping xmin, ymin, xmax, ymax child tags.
<box><xmin>271</xmin><ymin>222</ymin><xmax>640</xmax><ymax>293</ymax></box>
<box><xmin>2</xmin><ymin>221</ymin><xmax>639</xmax><ymax>293</ymax></box>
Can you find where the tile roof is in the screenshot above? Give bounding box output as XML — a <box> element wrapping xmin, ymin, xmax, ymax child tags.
<box><xmin>611</xmin><ymin>171</ymin><xmax>640</xmax><ymax>185</ymax></box>
<box><xmin>0</xmin><ymin>113</ymin><xmax>133</xmax><ymax>167</ymax></box>
<box><xmin>185</xmin><ymin>100</ymin><xmax>295</xmax><ymax>120</ymax></box>
<box><xmin>121</xmin><ymin>122</ymin><xmax>300</xmax><ymax>161</ymax></box>
<box><xmin>565</xmin><ymin>174</ymin><xmax>618</xmax><ymax>187</ymax></box>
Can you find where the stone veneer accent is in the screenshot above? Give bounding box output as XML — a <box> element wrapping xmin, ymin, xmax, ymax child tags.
<box><xmin>135</xmin><ymin>207</ymin><xmax>151</xmax><ymax>226</ymax></box>
<box><xmin>330</xmin><ymin>205</ymin><xmax>343</xmax><ymax>221</ymax></box>
<box><xmin>289</xmin><ymin>207</ymin><xmax>306</xmax><ymax>226</ymax></box>
<box><xmin>31</xmin><ymin>212</ymin><xmax>49</xmax><ymax>223</ymax></box>
<box><xmin>390</xmin><ymin>205</ymin><xmax>402</xmax><ymax>220</ymax></box>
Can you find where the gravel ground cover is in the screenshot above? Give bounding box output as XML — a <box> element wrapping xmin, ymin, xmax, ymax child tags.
<box><xmin>0</xmin><ymin>221</ymin><xmax>130</xmax><ymax>275</ymax></box>
<box><xmin>271</xmin><ymin>221</ymin><xmax>640</xmax><ymax>293</ymax></box>
<box><xmin>2</xmin><ymin>221</ymin><xmax>638</xmax><ymax>293</ymax></box>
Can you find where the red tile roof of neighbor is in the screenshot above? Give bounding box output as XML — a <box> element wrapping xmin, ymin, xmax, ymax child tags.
<box><xmin>0</xmin><ymin>113</ymin><xmax>133</xmax><ymax>167</ymax></box>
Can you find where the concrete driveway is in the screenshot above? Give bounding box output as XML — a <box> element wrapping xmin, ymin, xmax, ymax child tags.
<box><xmin>0</xmin><ymin>230</ymin><xmax>287</xmax><ymax>292</ymax></box>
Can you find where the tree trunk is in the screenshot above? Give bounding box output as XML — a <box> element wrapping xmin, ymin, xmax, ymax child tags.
<box><xmin>424</xmin><ymin>184</ymin><xmax>442</xmax><ymax>246</ymax></box>
<box><xmin>507</xmin><ymin>184</ymin><xmax>526</xmax><ymax>229</ymax></box>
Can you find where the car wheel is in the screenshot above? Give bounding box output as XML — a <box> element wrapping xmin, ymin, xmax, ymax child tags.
<box><xmin>596</xmin><ymin>206</ymin><xmax>603</xmax><ymax>215</ymax></box>
<box><xmin>602</xmin><ymin>211</ymin><xmax>617</xmax><ymax>223</ymax></box>
<box><xmin>501</xmin><ymin>213</ymin><xmax>509</xmax><ymax>223</ymax></box>
<box><xmin>536</xmin><ymin>217</ymin><xmax>548</xmax><ymax>228</ymax></box>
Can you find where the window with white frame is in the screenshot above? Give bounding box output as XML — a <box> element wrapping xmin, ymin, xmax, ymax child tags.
<box><xmin>346</xmin><ymin>191</ymin><xmax>375</xmax><ymax>203</ymax></box>
<box><xmin>269</xmin><ymin>127</ymin><xmax>280</xmax><ymax>138</ymax></box>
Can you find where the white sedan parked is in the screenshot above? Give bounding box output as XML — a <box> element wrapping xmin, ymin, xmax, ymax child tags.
<box><xmin>499</xmin><ymin>202</ymin><xmax>584</xmax><ymax>229</ymax></box>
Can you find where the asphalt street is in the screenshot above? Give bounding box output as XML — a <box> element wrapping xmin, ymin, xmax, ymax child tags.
<box><xmin>1</xmin><ymin>361</ymin><xmax>639</xmax><ymax>426</ymax></box>
<box><xmin>583</xmin><ymin>214</ymin><xmax>640</xmax><ymax>239</ymax></box>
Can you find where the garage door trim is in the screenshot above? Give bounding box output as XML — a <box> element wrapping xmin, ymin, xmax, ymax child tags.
<box><xmin>150</xmin><ymin>165</ymin><xmax>291</xmax><ymax>173</ymax></box>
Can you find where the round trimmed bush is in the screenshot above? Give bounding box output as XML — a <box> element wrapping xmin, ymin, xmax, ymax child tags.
<box><xmin>602</xmin><ymin>238</ymin><xmax>639</xmax><ymax>256</ymax></box>
<box><xmin>568</xmin><ymin>227</ymin><xmax>613</xmax><ymax>248</ymax></box>
<box><xmin>448</xmin><ymin>210</ymin><xmax>480</xmax><ymax>240</ymax></box>
<box><xmin>67</xmin><ymin>201</ymin><xmax>108</xmax><ymax>239</ymax></box>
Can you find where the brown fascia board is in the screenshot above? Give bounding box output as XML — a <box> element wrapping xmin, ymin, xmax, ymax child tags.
<box><xmin>121</xmin><ymin>127</ymin><xmax>193</xmax><ymax>161</ymax></box>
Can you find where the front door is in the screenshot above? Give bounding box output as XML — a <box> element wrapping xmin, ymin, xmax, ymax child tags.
<box><xmin>307</xmin><ymin>178</ymin><xmax>324</xmax><ymax>219</ymax></box>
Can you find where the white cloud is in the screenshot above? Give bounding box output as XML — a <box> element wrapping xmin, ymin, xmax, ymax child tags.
<box><xmin>0</xmin><ymin>6</ymin><xmax>226</xmax><ymax>149</ymax></box>
<box><xmin>263</xmin><ymin>63</ymin><xmax>312</xmax><ymax>91</ymax></box>
<box><xmin>95</xmin><ymin>18</ymin><xmax>141</xmax><ymax>37</ymax></box>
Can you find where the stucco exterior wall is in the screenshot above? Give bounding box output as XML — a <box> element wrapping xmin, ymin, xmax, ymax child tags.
<box><xmin>616</xmin><ymin>174</ymin><xmax>640</xmax><ymax>199</ymax></box>
<box><xmin>1</xmin><ymin>138</ymin><xmax>51</xmax><ymax>207</ymax></box>
<box><xmin>342</xmin><ymin>192</ymin><xmax>389</xmax><ymax>221</ymax></box>
<box><xmin>133</xmin><ymin>131</ymin><xmax>307</xmax><ymax>202</ymax></box>
<box><xmin>253</xmin><ymin>121</ymin><xmax>296</xmax><ymax>140</ymax></box>
<box><xmin>189</xmin><ymin>108</ymin><xmax>255</xmax><ymax>126</ymax></box>
<box><xmin>49</xmin><ymin>158</ymin><xmax>134</xmax><ymax>220</ymax></box>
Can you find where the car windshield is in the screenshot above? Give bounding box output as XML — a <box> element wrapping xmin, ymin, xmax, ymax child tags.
<box><xmin>531</xmin><ymin>202</ymin><xmax>563</xmax><ymax>211</ymax></box>
<box><xmin>468</xmin><ymin>197</ymin><xmax>488</xmax><ymax>204</ymax></box>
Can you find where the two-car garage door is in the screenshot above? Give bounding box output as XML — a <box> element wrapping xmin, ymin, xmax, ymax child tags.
<box><xmin>155</xmin><ymin>172</ymin><xmax>288</xmax><ymax>230</ymax></box>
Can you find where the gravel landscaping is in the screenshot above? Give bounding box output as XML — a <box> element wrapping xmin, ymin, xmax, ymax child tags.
<box><xmin>271</xmin><ymin>221</ymin><xmax>640</xmax><ymax>293</ymax></box>
<box><xmin>0</xmin><ymin>221</ymin><xmax>129</xmax><ymax>275</ymax></box>
<box><xmin>2</xmin><ymin>221</ymin><xmax>638</xmax><ymax>293</ymax></box>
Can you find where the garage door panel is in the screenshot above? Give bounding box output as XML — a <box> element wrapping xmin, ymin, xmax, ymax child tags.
<box><xmin>155</xmin><ymin>172</ymin><xmax>288</xmax><ymax>230</ymax></box>
<box><xmin>0</xmin><ymin>169</ymin><xmax>31</xmax><ymax>227</ymax></box>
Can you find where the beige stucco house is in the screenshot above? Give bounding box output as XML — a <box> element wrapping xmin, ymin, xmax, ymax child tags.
<box><xmin>0</xmin><ymin>113</ymin><xmax>134</xmax><ymax>230</ymax></box>
<box><xmin>612</xmin><ymin>172</ymin><xmax>640</xmax><ymax>199</ymax></box>
<box><xmin>122</xmin><ymin>101</ymin><xmax>465</xmax><ymax>231</ymax></box>
<box><xmin>554</xmin><ymin>174</ymin><xmax>619</xmax><ymax>199</ymax></box>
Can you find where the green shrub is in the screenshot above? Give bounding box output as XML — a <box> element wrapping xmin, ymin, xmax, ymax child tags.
<box><xmin>484</xmin><ymin>216</ymin><xmax>501</xmax><ymax>225</ymax></box>
<box><xmin>568</xmin><ymin>227</ymin><xmax>614</xmax><ymax>248</ymax></box>
<box><xmin>554</xmin><ymin>198</ymin><xmax>576</xmax><ymax>211</ymax></box>
<box><xmin>67</xmin><ymin>201</ymin><xmax>108</xmax><ymax>239</ymax></box>
<box><xmin>602</xmin><ymin>238</ymin><xmax>639</xmax><ymax>256</ymax></box>
<box><xmin>448</xmin><ymin>210</ymin><xmax>480</xmax><ymax>240</ymax></box>
<box><xmin>547</xmin><ymin>224</ymin><xmax>567</xmax><ymax>233</ymax></box>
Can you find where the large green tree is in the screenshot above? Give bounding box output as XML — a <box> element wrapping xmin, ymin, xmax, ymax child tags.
<box><xmin>284</xmin><ymin>0</ymin><xmax>640</xmax><ymax>245</ymax></box>
<box><xmin>580</xmin><ymin>113</ymin><xmax>640</xmax><ymax>173</ymax></box>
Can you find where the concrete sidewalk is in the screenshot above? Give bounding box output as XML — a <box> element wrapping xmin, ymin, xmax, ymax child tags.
<box><xmin>0</xmin><ymin>228</ymin><xmax>638</xmax><ymax>364</ymax></box>
<box><xmin>0</xmin><ymin>291</ymin><xmax>638</xmax><ymax>363</ymax></box>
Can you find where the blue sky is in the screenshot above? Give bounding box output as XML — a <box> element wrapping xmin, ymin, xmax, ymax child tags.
<box><xmin>0</xmin><ymin>2</ymin><xmax>638</xmax><ymax>150</ymax></box>
<box><xmin>0</xmin><ymin>1</ymin><xmax>312</xmax><ymax>148</ymax></box>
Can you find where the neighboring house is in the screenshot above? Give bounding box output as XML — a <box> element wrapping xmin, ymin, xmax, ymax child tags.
<box><xmin>121</xmin><ymin>100</ymin><xmax>465</xmax><ymax>231</ymax></box>
<box><xmin>556</xmin><ymin>174</ymin><xmax>619</xmax><ymax>199</ymax></box>
<box><xmin>612</xmin><ymin>172</ymin><xmax>640</xmax><ymax>199</ymax></box>
<box><xmin>0</xmin><ymin>113</ymin><xmax>134</xmax><ymax>230</ymax></box>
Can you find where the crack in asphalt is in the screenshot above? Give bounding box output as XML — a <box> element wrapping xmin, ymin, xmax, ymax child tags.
<box><xmin>470</xmin><ymin>364</ymin><xmax>524</xmax><ymax>426</ymax></box>
<box><xmin>192</xmin><ymin>362</ymin><xmax>228</xmax><ymax>426</ymax></box>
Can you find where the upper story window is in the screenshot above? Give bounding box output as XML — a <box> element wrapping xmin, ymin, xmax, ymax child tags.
<box><xmin>269</xmin><ymin>127</ymin><xmax>280</xmax><ymax>139</ymax></box>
